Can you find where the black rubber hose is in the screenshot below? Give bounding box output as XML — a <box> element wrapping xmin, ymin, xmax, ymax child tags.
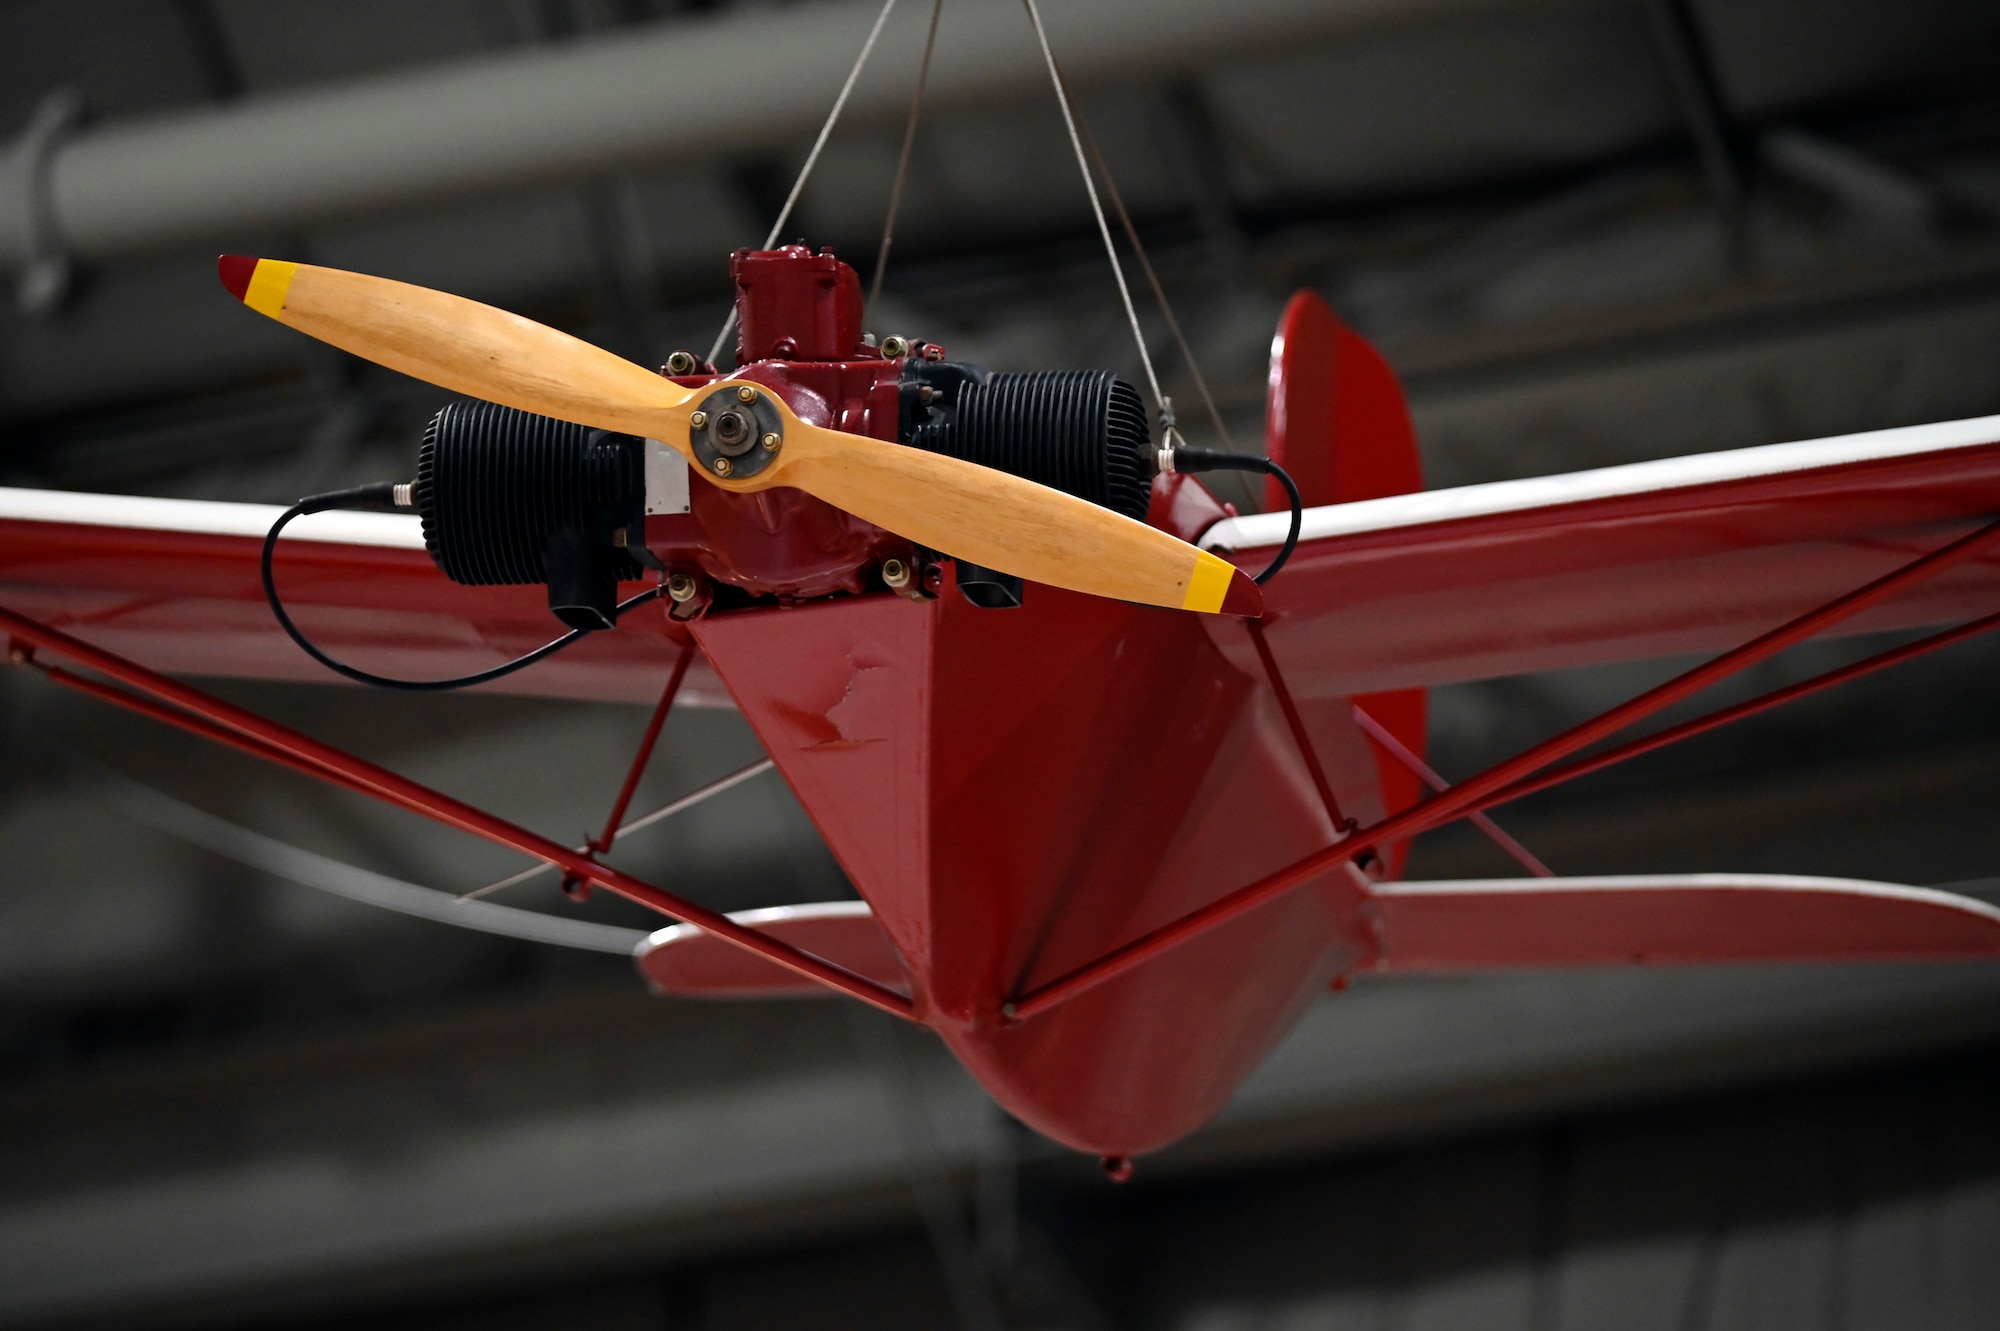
<box><xmin>262</xmin><ymin>484</ymin><xmax>660</xmax><ymax>692</ymax></box>
<box><xmin>1170</xmin><ymin>448</ymin><xmax>1304</xmax><ymax>585</ymax></box>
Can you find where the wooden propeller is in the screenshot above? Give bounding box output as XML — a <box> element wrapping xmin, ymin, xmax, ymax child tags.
<box><xmin>220</xmin><ymin>257</ymin><xmax>1260</xmax><ymax>616</ymax></box>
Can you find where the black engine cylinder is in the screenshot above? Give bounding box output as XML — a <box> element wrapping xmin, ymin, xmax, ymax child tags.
<box><xmin>904</xmin><ymin>369</ymin><xmax>1153</xmax><ymax>524</ymax></box>
<box><xmin>416</xmin><ymin>400</ymin><xmax>644</xmax><ymax>630</ymax></box>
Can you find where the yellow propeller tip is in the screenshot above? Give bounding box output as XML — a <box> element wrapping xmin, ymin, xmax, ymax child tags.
<box><xmin>1183</xmin><ymin>551</ymin><xmax>1264</xmax><ymax>616</ymax></box>
<box><xmin>217</xmin><ymin>255</ymin><xmax>297</xmax><ymax>316</ymax></box>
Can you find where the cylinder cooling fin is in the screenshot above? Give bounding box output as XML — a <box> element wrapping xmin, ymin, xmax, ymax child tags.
<box><xmin>417</xmin><ymin>399</ymin><xmax>645</xmax><ymax>630</ymax></box>
<box><xmin>904</xmin><ymin>368</ymin><xmax>1153</xmax><ymax>525</ymax></box>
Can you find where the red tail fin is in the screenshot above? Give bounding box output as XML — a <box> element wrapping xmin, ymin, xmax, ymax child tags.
<box><xmin>1267</xmin><ymin>290</ymin><xmax>1427</xmax><ymax>871</ymax></box>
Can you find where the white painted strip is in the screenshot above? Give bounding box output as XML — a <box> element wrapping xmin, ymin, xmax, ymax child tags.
<box><xmin>1375</xmin><ymin>873</ymin><xmax>2000</xmax><ymax>924</ymax></box>
<box><xmin>0</xmin><ymin>486</ymin><xmax>428</xmax><ymax>549</ymax></box>
<box><xmin>640</xmin><ymin>899</ymin><xmax>874</xmax><ymax>952</ymax></box>
<box><xmin>1202</xmin><ymin>413</ymin><xmax>2000</xmax><ymax>551</ymax></box>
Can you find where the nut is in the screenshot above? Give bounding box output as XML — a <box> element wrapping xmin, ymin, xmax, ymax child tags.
<box><xmin>880</xmin><ymin>558</ymin><xmax>911</xmax><ymax>589</ymax></box>
<box><xmin>665</xmin><ymin>571</ymin><xmax>698</xmax><ymax>603</ymax></box>
<box><xmin>689</xmin><ymin>410</ymin><xmax>708</xmax><ymax>429</ymax></box>
<box><xmin>664</xmin><ymin>350</ymin><xmax>699</xmax><ymax>375</ymax></box>
<box><xmin>880</xmin><ymin>335</ymin><xmax>909</xmax><ymax>359</ymax></box>
<box><xmin>712</xmin><ymin>457</ymin><xmax>733</xmax><ymax>477</ymax></box>
<box><xmin>761</xmin><ymin>432</ymin><xmax>781</xmax><ymax>452</ymax></box>
<box><xmin>736</xmin><ymin>385</ymin><xmax>758</xmax><ymax>404</ymax></box>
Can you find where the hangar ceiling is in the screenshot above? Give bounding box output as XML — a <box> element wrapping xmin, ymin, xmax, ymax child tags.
<box><xmin>2</xmin><ymin>0</ymin><xmax>2000</xmax><ymax>1325</ymax></box>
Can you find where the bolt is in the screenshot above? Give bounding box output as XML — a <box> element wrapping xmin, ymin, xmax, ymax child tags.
<box><xmin>736</xmin><ymin>385</ymin><xmax>758</xmax><ymax>404</ymax></box>
<box><xmin>666</xmin><ymin>571</ymin><xmax>698</xmax><ymax>603</ymax></box>
<box><xmin>881</xmin><ymin>558</ymin><xmax>911</xmax><ymax>589</ymax></box>
<box><xmin>689</xmin><ymin>410</ymin><xmax>708</xmax><ymax>429</ymax></box>
<box><xmin>880</xmin><ymin>335</ymin><xmax>908</xmax><ymax>359</ymax></box>
<box><xmin>712</xmin><ymin>457</ymin><xmax>733</xmax><ymax>477</ymax></box>
<box><xmin>6</xmin><ymin>644</ymin><xmax>27</xmax><ymax>667</ymax></box>
<box><xmin>761</xmin><ymin>432</ymin><xmax>780</xmax><ymax>452</ymax></box>
<box><xmin>918</xmin><ymin>384</ymin><xmax>936</xmax><ymax>406</ymax></box>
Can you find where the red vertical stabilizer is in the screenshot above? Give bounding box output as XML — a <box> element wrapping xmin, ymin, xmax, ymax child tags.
<box><xmin>1267</xmin><ymin>290</ymin><xmax>1428</xmax><ymax>870</ymax></box>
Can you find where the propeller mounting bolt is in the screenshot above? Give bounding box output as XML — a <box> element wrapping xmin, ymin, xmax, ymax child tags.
<box><xmin>881</xmin><ymin>558</ymin><xmax>911</xmax><ymax>589</ymax></box>
<box><xmin>689</xmin><ymin>410</ymin><xmax>708</xmax><ymax>429</ymax></box>
<box><xmin>735</xmin><ymin>385</ymin><xmax>758</xmax><ymax>404</ymax></box>
<box><xmin>666</xmin><ymin>571</ymin><xmax>698</xmax><ymax>603</ymax></box>
<box><xmin>712</xmin><ymin>458</ymin><xmax>733</xmax><ymax>477</ymax></box>
<box><xmin>761</xmin><ymin>432</ymin><xmax>781</xmax><ymax>452</ymax></box>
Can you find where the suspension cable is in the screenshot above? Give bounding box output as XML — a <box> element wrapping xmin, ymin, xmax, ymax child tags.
<box><xmin>1066</xmin><ymin>93</ymin><xmax>1237</xmax><ymax>453</ymax></box>
<box><xmin>868</xmin><ymin>0</ymin><xmax>944</xmax><ymax>319</ymax></box>
<box><xmin>706</xmin><ymin>0</ymin><xmax>901</xmax><ymax>367</ymax></box>
<box><xmin>1020</xmin><ymin>0</ymin><xmax>1166</xmax><ymax>416</ymax></box>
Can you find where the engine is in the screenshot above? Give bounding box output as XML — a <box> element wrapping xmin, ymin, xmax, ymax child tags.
<box><xmin>413</xmin><ymin>245</ymin><xmax>1155</xmax><ymax>629</ymax></box>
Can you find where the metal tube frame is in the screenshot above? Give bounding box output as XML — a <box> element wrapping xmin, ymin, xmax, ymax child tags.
<box><xmin>1246</xmin><ymin>617</ymin><xmax>1352</xmax><ymax>834</ymax></box>
<box><xmin>592</xmin><ymin>643</ymin><xmax>693</xmax><ymax>854</ymax></box>
<box><xmin>1007</xmin><ymin>517</ymin><xmax>2000</xmax><ymax>1020</ymax></box>
<box><xmin>8</xmin><ymin>518</ymin><xmax>1996</xmax><ymax>1030</ymax></box>
<box><xmin>0</xmin><ymin>605</ymin><xmax>917</xmax><ymax>1020</ymax></box>
<box><xmin>1350</xmin><ymin>701</ymin><xmax>1553</xmax><ymax>878</ymax></box>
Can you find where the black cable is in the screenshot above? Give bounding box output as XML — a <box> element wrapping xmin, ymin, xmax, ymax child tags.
<box><xmin>262</xmin><ymin>484</ymin><xmax>661</xmax><ymax>692</ymax></box>
<box><xmin>1170</xmin><ymin>449</ymin><xmax>1303</xmax><ymax>584</ymax></box>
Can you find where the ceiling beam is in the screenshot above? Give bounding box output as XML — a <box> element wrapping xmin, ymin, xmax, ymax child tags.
<box><xmin>0</xmin><ymin>0</ymin><xmax>1521</xmax><ymax>272</ymax></box>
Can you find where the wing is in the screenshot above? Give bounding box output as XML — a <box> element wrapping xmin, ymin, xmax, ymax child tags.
<box><xmin>1203</xmin><ymin>414</ymin><xmax>2000</xmax><ymax>695</ymax></box>
<box><xmin>0</xmin><ymin>487</ymin><xmax>718</xmax><ymax>704</ymax></box>
<box><xmin>1366</xmin><ymin>875</ymin><xmax>2000</xmax><ymax>970</ymax></box>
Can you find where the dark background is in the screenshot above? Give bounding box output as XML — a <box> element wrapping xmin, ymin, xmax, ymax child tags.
<box><xmin>2</xmin><ymin>0</ymin><xmax>2000</xmax><ymax>1325</ymax></box>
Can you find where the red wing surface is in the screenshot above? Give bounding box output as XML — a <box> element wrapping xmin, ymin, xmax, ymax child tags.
<box><xmin>1369</xmin><ymin>875</ymin><xmax>2000</xmax><ymax>970</ymax></box>
<box><xmin>1206</xmin><ymin>414</ymin><xmax>2000</xmax><ymax>695</ymax></box>
<box><xmin>0</xmin><ymin>489</ymin><xmax>702</xmax><ymax>704</ymax></box>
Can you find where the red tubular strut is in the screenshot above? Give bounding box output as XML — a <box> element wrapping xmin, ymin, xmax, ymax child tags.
<box><xmin>1350</xmin><ymin>702</ymin><xmax>1553</xmax><ymax>878</ymax></box>
<box><xmin>42</xmin><ymin>664</ymin><xmax>394</xmax><ymax>806</ymax></box>
<box><xmin>594</xmin><ymin>644</ymin><xmax>693</xmax><ymax>854</ymax></box>
<box><xmin>1009</xmin><ymin>517</ymin><xmax>2000</xmax><ymax>1020</ymax></box>
<box><xmin>1246</xmin><ymin>618</ymin><xmax>1351</xmax><ymax>832</ymax></box>
<box><xmin>1477</xmin><ymin>605</ymin><xmax>2000</xmax><ymax>812</ymax></box>
<box><xmin>0</xmin><ymin>606</ymin><xmax>916</xmax><ymax>1019</ymax></box>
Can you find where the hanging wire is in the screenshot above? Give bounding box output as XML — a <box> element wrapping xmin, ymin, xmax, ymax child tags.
<box><xmin>1019</xmin><ymin>0</ymin><xmax>1167</xmax><ymax>416</ymax></box>
<box><xmin>1065</xmin><ymin>90</ymin><xmax>1238</xmax><ymax>453</ymax></box>
<box><xmin>868</xmin><ymin>0</ymin><xmax>945</xmax><ymax>319</ymax></box>
<box><xmin>706</xmin><ymin>0</ymin><xmax>902</xmax><ymax>367</ymax></box>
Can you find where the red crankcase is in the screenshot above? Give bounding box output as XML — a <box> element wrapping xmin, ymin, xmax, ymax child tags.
<box><xmin>641</xmin><ymin>246</ymin><xmax>920</xmax><ymax>604</ymax></box>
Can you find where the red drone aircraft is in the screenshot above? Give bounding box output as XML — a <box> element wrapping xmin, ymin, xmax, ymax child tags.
<box><xmin>2</xmin><ymin>244</ymin><xmax>1998</xmax><ymax>1168</ymax></box>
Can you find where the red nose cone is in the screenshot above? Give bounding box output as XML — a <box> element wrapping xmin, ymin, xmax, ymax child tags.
<box><xmin>217</xmin><ymin>254</ymin><xmax>257</xmax><ymax>302</ymax></box>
